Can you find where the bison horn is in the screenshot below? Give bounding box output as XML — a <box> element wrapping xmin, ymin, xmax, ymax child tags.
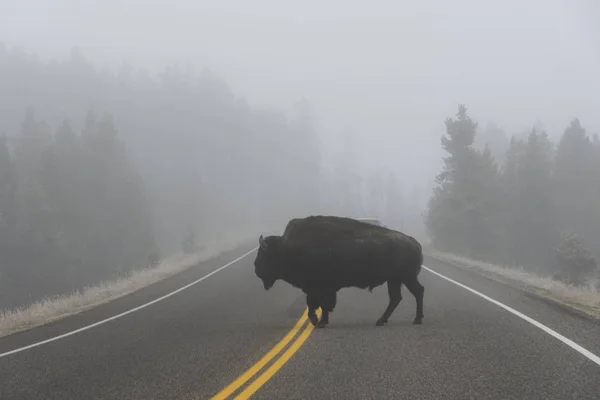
<box><xmin>259</xmin><ymin>235</ymin><xmax>267</xmax><ymax>250</ymax></box>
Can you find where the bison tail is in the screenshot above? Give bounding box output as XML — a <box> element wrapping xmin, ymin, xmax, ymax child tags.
<box><xmin>407</xmin><ymin>236</ymin><xmax>424</xmax><ymax>274</ymax></box>
<box><xmin>415</xmin><ymin>246</ymin><xmax>424</xmax><ymax>276</ymax></box>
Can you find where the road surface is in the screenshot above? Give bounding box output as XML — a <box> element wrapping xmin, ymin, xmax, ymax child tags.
<box><xmin>1</xmin><ymin>244</ymin><xmax>599</xmax><ymax>399</ymax></box>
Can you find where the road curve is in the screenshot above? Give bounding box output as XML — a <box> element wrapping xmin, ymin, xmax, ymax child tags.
<box><xmin>1</xmin><ymin>245</ymin><xmax>599</xmax><ymax>400</ymax></box>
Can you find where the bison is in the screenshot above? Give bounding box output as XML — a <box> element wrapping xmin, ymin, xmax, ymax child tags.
<box><xmin>253</xmin><ymin>215</ymin><xmax>425</xmax><ymax>328</ymax></box>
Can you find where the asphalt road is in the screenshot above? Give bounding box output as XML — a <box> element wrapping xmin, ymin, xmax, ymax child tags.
<box><xmin>1</xmin><ymin>244</ymin><xmax>599</xmax><ymax>400</ymax></box>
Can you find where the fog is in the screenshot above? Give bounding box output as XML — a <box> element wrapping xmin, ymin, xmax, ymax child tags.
<box><xmin>1</xmin><ymin>0</ymin><xmax>599</xmax><ymax>309</ymax></box>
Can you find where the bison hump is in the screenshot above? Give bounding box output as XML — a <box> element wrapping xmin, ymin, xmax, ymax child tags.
<box><xmin>280</xmin><ymin>215</ymin><xmax>407</xmax><ymax>248</ymax></box>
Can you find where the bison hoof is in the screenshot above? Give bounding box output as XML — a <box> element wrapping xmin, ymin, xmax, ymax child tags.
<box><xmin>375</xmin><ymin>319</ymin><xmax>387</xmax><ymax>326</ymax></box>
<box><xmin>308</xmin><ymin>314</ymin><xmax>319</xmax><ymax>326</ymax></box>
<box><xmin>316</xmin><ymin>321</ymin><xmax>328</xmax><ymax>328</ymax></box>
<box><xmin>413</xmin><ymin>318</ymin><xmax>423</xmax><ymax>325</ymax></box>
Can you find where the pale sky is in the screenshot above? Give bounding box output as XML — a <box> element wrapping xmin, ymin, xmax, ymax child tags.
<box><xmin>2</xmin><ymin>0</ymin><xmax>599</xmax><ymax>197</ymax></box>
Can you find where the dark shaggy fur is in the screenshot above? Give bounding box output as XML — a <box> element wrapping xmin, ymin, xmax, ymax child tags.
<box><xmin>254</xmin><ymin>215</ymin><xmax>425</xmax><ymax>328</ymax></box>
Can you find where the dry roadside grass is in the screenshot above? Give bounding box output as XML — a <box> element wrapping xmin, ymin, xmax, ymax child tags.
<box><xmin>0</xmin><ymin>230</ymin><xmax>259</xmax><ymax>338</ymax></box>
<box><xmin>425</xmin><ymin>248</ymin><xmax>600</xmax><ymax>319</ymax></box>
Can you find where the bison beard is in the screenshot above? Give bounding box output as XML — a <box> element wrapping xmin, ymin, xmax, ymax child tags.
<box><xmin>253</xmin><ymin>216</ymin><xmax>425</xmax><ymax>328</ymax></box>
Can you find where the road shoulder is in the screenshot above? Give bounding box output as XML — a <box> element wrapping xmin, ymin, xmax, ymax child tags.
<box><xmin>423</xmin><ymin>255</ymin><xmax>600</xmax><ymax>357</ymax></box>
<box><xmin>0</xmin><ymin>243</ymin><xmax>256</xmax><ymax>354</ymax></box>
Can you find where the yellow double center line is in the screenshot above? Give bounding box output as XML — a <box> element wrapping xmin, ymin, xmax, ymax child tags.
<box><xmin>211</xmin><ymin>307</ymin><xmax>322</xmax><ymax>399</ymax></box>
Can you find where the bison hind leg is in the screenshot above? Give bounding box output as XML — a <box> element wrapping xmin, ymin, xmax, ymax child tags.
<box><xmin>404</xmin><ymin>277</ymin><xmax>425</xmax><ymax>324</ymax></box>
<box><xmin>376</xmin><ymin>279</ymin><xmax>403</xmax><ymax>327</ymax></box>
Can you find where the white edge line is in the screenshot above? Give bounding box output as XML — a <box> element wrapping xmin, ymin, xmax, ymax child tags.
<box><xmin>0</xmin><ymin>247</ymin><xmax>258</xmax><ymax>359</ymax></box>
<box><xmin>422</xmin><ymin>265</ymin><xmax>600</xmax><ymax>367</ymax></box>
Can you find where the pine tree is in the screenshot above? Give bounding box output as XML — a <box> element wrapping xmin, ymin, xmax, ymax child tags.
<box><xmin>554</xmin><ymin>118</ymin><xmax>599</xmax><ymax>262</ymax></box>
<box><xmin>514</xmin><ymin>129</ymin><xmax>555</xmax><ymax>267</ymax></box>
<box><xmin>475</xmin><ymin>121</ymin><xmax>509</xmax><ymax>164</ymax></box>
<box><xmin>38</xmin><ymin>120</ymin><xmax>84</xmax><ymax>257</ymax></box>
<box><xmin>0</xmin><ymin>134</ymin><xmax>17</xmax><ymax>229</ymax></box>
<box><xmin>13</xmin><ymin>108</ymin><xmax>53</xmax><ymax>245</ymax></box>
<box><xmin>499</xmin><ymin>136</ymin><xmax>526</xmax><ymax>264</ymax></box>
<box><xmin>0</xmin><ymin>133</ymin><xmax>17</xmax><ymax>280</ymax></box>
<box><xmin>425</xmin><ymin>104</ymin><xmax>506</xmax><ymax>259</ymax></box>
<box><xmin>469</xmin><ymin>145</ymin><xmax>503</xmax><ymax>259</ymax></box>
<box><xmin>554</xmin><ymin>119</ymin><xmax>594</xmax><ymax>192</ymax></box>
<box><xmin>78</xmin><ymin>110</ymin><xmax>159</xmax><ymax>273</ymax></box>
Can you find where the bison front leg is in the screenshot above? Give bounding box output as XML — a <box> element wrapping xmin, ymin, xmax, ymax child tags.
<box><xmin>317</xmin><ymin>291</ymin><xmax>337</xmax><ymax>328</ymax></box>
<box><xmin>376</xmin><ymin>279</ymin><xmax>402</xmax><ymax>326</ymax></box>
<box><xmin>306</xmin><ymin>293</ymin><xmax>321</xmax><ymax>327</ymax></box>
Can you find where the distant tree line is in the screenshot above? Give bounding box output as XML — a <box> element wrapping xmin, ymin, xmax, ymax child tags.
<box><xmin>0</xmin><ymin>44</ymin><xmax>411</xmax><ymax>309</ymax></box>
<box><xmin>0</xmin><ymin>45</ymin><xmax>323</xmax><ymax>308</ymax></box>
<box><xmin>0</xmin><ymin>109</ymin><xmax>160</xmax><ymax>303</ymax></box>
<box><xmin>426</xmin><ymin>105</ymin><xmax>600</xmax><ymax>285</ymax></box>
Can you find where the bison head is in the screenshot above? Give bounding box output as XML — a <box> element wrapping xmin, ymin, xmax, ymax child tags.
<box><xmin>254</xmin><ymin>235</ymin><xmax>281</xmax><ymax>290</ymax></box>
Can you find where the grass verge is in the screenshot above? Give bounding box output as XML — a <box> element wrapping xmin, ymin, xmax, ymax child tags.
<box><xmin>426</xmin><ymin>248</ymin><xmax>600</xmax><ymax>320</ymax></box>
<box><xmin>0</xmin><ymin>230</ymin><xmax>258</xmax><ymax>338</ymax></box>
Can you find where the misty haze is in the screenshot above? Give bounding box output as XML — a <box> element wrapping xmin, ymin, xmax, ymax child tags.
<box><xmin>1</xmin><ymin>1</ymin><xmax>599</xmax><ymax>399</ymax></box>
